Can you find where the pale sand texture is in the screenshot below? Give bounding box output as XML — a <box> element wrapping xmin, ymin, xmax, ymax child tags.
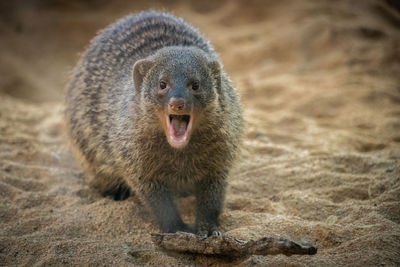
<box><xmin>0</xmin><ymin>0</ymin><xmax>399</xmax><ymax>265</ymax></box>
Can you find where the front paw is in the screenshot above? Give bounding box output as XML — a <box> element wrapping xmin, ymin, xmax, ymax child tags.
<box><xmin>196</xmin><ymin>224</ymin><xmax>222</xmax><ymax>237</ymax></box>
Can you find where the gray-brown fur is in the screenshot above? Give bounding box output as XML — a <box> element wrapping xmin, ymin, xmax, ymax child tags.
<box><xmin>65</xmin><ymin>11</ymin><xmax>242</xmax><ymax>236</ymax></box>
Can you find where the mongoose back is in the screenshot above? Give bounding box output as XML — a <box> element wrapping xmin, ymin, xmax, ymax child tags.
<box><xmin>66</xmin><ymin>10</ymin><xmax>242</xmax><ymax>236</ymax></box>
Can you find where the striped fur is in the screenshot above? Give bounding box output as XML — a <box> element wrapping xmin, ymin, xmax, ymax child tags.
<box><xmin>65</xmin><ymin>11</ymin><xmax>242</xmax><ymax>236</ymax></box>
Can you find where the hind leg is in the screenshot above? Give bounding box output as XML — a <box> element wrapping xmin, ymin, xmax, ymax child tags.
<box><xmin>90</xmin><ymin>173</ymin><xmax>131</xmax><ymax>201</ymax></box>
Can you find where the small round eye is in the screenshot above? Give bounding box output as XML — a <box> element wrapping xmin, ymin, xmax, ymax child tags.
<box><xmin>159</xmin><ymin>81</ymin><xmax>167</xmax><ymax>90</ymax></box>
<box><xmin>191</xmin><ymin>81</ymin><xmax>199</xmax><ymax>91</ymax></box>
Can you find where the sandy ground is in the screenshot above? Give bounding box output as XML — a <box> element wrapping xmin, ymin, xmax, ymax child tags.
<box><xmin>1</xmin><ymin>0</ymin><xmax>400</xmax><ymax>266</ymax></box>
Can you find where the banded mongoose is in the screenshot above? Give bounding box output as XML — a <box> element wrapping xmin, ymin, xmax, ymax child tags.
<box><xmin>66</xmin><ymin>10</ymin><xmax>243</xmax><ymax>236</ymax></box>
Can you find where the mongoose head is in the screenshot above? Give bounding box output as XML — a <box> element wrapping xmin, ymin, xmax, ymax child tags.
<box><xmin>133</xmin><ymin>46</ymin><xmax>221</xmax><ymax>149</ymax></box>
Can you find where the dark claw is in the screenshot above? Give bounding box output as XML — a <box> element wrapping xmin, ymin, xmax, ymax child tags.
<box><xmin>197</xmin><ymin>231</ymin><xmax>208</xmax><ymax>238</ymax></box>
<box><xmin>212</xmin><ymin>231</ymin><xmax>222</xmax><ymax>237</ymax></box>
<box><xmin>196</xmin><ymin>229</ymin><xmax>222</xmax><ymax>238</ymax></box>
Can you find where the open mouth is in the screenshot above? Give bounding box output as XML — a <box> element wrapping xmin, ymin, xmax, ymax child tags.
<box><xmin>166</xmin><ymin>114</ymin><xmax>192</xmax><ymax>149</ymax></box>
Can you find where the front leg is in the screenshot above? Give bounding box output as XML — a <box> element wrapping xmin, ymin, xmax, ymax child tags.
<box><xmin>195</xmin><ymin>178</ymin><xmax>226</xmax><ymax>237</ymax></box>
<box><xmin>141</xmin><ymin>181</ymin><xmax>191</xmax><ymax>233</ymax></box>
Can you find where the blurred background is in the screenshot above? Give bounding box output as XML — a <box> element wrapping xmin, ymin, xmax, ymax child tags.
<box><xmin>1</xmin><ymin>0</ymin><xmax>399</xmax><ymax>103</ymax></box>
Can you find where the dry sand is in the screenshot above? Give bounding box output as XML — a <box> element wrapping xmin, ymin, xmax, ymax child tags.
<box><xmin>1</xmin><ymin>0</ymin><xmax>400</xmax><ymax>266</ymax></box>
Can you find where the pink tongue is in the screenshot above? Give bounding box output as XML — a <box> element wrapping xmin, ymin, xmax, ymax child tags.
<box><xmin>171</xmin><ymin>117</ymin><xmax>188</xmax><ymax>137</ymax></box>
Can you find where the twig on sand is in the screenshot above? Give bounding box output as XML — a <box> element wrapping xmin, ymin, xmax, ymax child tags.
<box><xmin>151</xmin><ymin>232</ymin><xmax>317</xmax><ymax>257</ymax></box>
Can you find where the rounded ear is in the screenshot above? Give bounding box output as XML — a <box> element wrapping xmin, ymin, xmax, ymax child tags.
<box><xmin>208</xmin><ymin>60</ymin><xmax>222</xmax><ymax>93</ymax></box>
<box><xmin>133</xmin><ymin>59</ymin><xmax>153</xmax><ymax>92</ymax></box>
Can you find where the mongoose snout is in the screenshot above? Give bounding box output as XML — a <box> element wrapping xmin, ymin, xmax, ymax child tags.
<box><xmin>66</xmin><ymin>11</ymin><xmax>243</xmax><ymax>237</ymax></box>
<box><xmin>168</xmin><ymin>98</ymin><xmax>186</xmax><ymax>112</ymax></box>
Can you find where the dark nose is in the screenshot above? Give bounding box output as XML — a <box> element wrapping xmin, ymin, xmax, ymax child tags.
<box><xmin>168</xmin><ymin>97</ymin><xmax>185</xmax><ymax>112</ymax></box>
